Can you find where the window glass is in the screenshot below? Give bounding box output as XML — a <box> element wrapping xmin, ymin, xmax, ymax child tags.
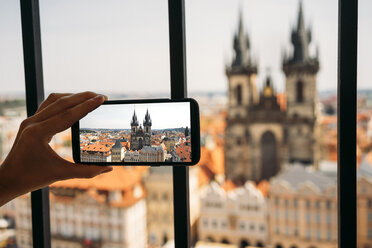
<box><xmin>0</xmin><ymin>1</ymin><xmax>33</xmax><ymax>248</ymax></box>
<box><xmin>187</xmin><ymin>0</ymin><xmax>338</xmax><ymax>247</ymax></box>
<box><xmin>39</xmin><ymin>1</ymin><xmax>174</xmax><ymax>247</ymax></box>
<box><xmin>358</xmin><ymin>1</ymin><xmax>372</xmax><ymax>248</ymax></box>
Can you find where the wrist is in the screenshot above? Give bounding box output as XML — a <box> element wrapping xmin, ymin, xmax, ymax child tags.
<box><xmin>0</xmin><ymin>160</ymin><xmax>23</xmax><ymax>206</ymax></box>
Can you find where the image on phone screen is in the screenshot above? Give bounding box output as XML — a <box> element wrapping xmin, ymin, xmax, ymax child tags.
<box><xmin>78</xmin><ymin>102</ymin><xmax>192</xmax><ymax>163</ymax></box>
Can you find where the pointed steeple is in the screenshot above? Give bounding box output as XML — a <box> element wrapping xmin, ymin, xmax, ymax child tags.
<box><xmin>143</xmin><ymin>108</ymin><xmax>152</xmax><ymax>126</ymax></box>
<box><xmin>290</xmin><ymin>0</ymin><xmax>311</xmax><ymax>63</ymax></box>
<box><xmin>131</xmin><ymin>109</ymin><xmax>138</xmax><ymax>126</ymax></box>
<box><xmin>232</xmin><ymin>10</ymin><xmax>251</xmax><ymax>68</ymax></box>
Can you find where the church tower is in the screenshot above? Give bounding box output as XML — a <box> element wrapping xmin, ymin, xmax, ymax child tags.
<box><xmin>143</xmin><ymin>109</ymin><xmax>152</xmax><ymax>147</ymax></box>
<box><xmin>224</xmin><ymin>11</ymin><xmax>259</xmax><ymax>183</ymax></box>
<box><xmin>131</xmin><ymin>110</ymin><xmax>139</xmax><ymax>133</ymax></box>
<box><xmin>283</xmin><ymin>1</ymin><xmax>319</xmax><ymax>165</ymax></box>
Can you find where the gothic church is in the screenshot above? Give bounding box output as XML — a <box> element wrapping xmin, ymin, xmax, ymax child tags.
<box><xmin>224</xmin><ymin>2</ymin><xmax>320</xmax><ymax>183</ymax></box>
<box><xmin>130</xmin><ymin>109</ymin><xmax>152</xmax><ymax>151</ymax></box>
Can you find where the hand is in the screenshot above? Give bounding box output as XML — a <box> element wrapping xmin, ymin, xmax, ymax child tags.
<box><xmin>0</xmin><ymin>92</ymin><xmax>113</xmax><ymax>206</ymax></box>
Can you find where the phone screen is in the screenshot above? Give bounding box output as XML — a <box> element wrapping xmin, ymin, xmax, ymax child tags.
<box><xmin>78</xmin><ymin>101</ymin><xmax>193</xmax><ymax>164</ymax></box>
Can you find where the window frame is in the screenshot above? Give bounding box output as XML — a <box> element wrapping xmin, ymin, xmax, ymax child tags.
<box><xmin>18</xmin><ymin>0</ymin><xmax>357</xmax><ymax>248</ymax></box>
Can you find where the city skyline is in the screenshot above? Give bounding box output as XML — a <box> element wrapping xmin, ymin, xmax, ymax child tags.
<box><xmin>1</xmin><ymin>0</ymin><xmax>372</xmax><ymax>95</ymax></box>
<box><xmin>80</xmin><ymin>102</ymin><xmax>191</xmax><ymax>130</ymax></box>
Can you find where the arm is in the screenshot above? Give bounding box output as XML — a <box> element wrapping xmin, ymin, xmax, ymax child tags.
<box><xmin>0</xmin><ymin>92</ymin><xmax>112</xmax><ymax>206</ymax></box>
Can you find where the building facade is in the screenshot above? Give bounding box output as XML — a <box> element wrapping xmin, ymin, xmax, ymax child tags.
<box><xmin>124</xmin><ymin>150</ymin><xmax>140</xmax><ymax>162</ymax></box>
<box><xmin>224</xmin><ymin>2</ymin><xmax>319</xmax><ymax>183</ymax></box>
<box><xmin>357</xmin><ymin>155</ymin><xmax>372</xmax><ymax>248</ymax></box>
<box><xmin>130</xmin><ymin>109</ymin><xmax>152</xmax><ymax>151</ymax></box>
<box><xmin>198</xmin><ymin>181</ymin><xmax>268</xmax><ymax>247</ymax></box>
<box><xmin>111</xmin><ymin>139</ymin><xmax>125</xmax><ymax>162</ymax></box>
<box><xmin>11</xmin><ymin>167</ymin><xmax>147</xmax><ymax>248</ymax></box>
<box><xmin>80</xmin><ymin>144</ymin><xmax>112</xmax><ymax>162</ymax></box>
<box><xmin>269</xmin><ymin>165</ymin><xmax>337</xmax><ymax>248</ymax></box>
<box><xmin>139</xmin><ymin>146</ymin><xmax>165</xmax><ymax>162</ymax></box>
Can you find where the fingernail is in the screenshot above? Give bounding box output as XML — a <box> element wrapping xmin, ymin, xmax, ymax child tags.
<box><xmin>94</xmin><ymin>95</ymin><xmax>105</xmax><ymax>102</ymax></box>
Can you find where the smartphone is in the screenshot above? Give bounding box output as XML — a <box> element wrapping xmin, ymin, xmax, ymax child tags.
<box><xmin>71</xmin><ymin>98</ymin><xmax>200</xmax><ymax>166</ymax></box>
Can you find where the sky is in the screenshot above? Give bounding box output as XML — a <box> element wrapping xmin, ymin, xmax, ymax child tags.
<box><xmin>0</xmin><ymin>0</ymin><xmax>371</xmax><ymax>96</ymax></box>
<box><xmin>80</xmin><ymin>102</ymin><xmax>191</xmax><ymax>129</ymax></box>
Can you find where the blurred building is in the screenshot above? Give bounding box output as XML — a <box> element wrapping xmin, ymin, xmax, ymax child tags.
<box><xmin>144</xmin><ymin>166</ymin><xmax>202</xmax><ymax>247</ymax></box>
<box><xmin>357</xmin><ymin>153</ymin><xmax>372</xmax><ymax>248</ymax></box>
<box><xmin>198</xmin><ymin>181</ymin><xmax>268</xmax><ymax>247</ymax></box>
<box><xmin>13</xmin><ymin>167</ymin><xmax>147</xmax><ymax>248</ymax></box>
<box><xmin>224</xmin><ymin>2</ymin><xmax>319</xmax><ymax>183</ymax></box>
<box><xmin>269</xmin><ymin>164</ymin><xmax>337</xmax><ymax>248</ymax></box>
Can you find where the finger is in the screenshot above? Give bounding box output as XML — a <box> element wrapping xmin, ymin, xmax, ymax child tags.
<box><xmin>59</xmin><ymin>161</ymin><xmax>113</xmax><ymax>180</ymax></box>
<box><xmin>34</xmin><ymin>91</ymin><xmax>101</xmax><ymax>122</ymax></box>
<box><xmin>39</xmin><ymin>94</ymin><xmax>105</xmax><ymax>137</ymax></box>
<box><xmin>36</xmin><ymin>93</ymin><xmax>72</xmax><ymax>114</ymax></box>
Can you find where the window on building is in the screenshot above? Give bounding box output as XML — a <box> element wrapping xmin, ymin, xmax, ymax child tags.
<box><xmin>293</xmin><ymin>198</ymin><xmax>298</xmax><ymax>207</ymax></box>
<box><xmin>294</xmin><ymin>211</ymin><xmax>298</xmax><ymax>221</ymax></box>
<box><xmin>212</xmin><ymin>220</ymin><xmax>218</xmax><ymax>228</ymax></box>
<box><xmin>260</xmin><ymin>225</ymin><xmax>265</xmax><ymax>232</ymax></box>
<box><xmin>327</xmin><ymin>231</ymin><xmax>332</xmax><ymax>241</ymax></box>
<box><xmin>368</xmin><ymin>229</ymin><xmax>372</xmax><ymax>240</ymax></box>
<box><xmin>326</xmin><ymin>200</ymin><xmax>332</xmax><ymax>209</ymax></box>
<box><xmin>275</xmin><ymin>210</ymin><xmax>279</xmax><ymax>219</ymax></box>
<box><xmin>296</xmin><ymin>81</ymin><xmax>304</xmax><ymax>102</ymax></box>
<box><xmin>239</xmin><ymin>223</ymin><xmax>245</xmax><ymax>230</ymax></box>
<box><xmin>250</xmin><ymin>224</ymin><xmax>255</xmax><ymax>231</ymax></box>
<box><xmin>368</xmin><ymin>212</ymin><xmax>372</xmax><ymax>222</ymax></box>
<box><xmin>327</xmin><ymin>214</ymin><xmax>332</xmax><ymax>224</ymax></box>
<box><xmin>203</xmin><ymin>219</ymin><xmax>208</xmax><ymax>227</ymax></box>
<box><xmin>306</xmin><ymin>200</ymin><xmax>311</xmax><ymax>208</ymax></box>
<box><xmin>317</xmin><ymin>230</ymin><xmax>321</xmax><ymax>240</ymax></box>
<box><xmin>294</xmin><ymin>228</ymin><xmax>299</xmax><ymax>236</ymax></box>
<box><xmin>306</xmin><ymin>213</ymin><xmax>311</xmax><ymax>222</ymax></box>
<box><xmin>221</xmin><ymin>221</ymin><xmax>228</xmax><ymax>229</ymax></box>
<box><xmin>236</xmin><ymin>85</ymin><xmax>242</xmax><ymax>105</ymax></box>
<box><xmin>369</xmin><ymin>199</ymin><xmax>372</xmax><ymax>208</ymax></box>
<box><xmin>316</xmin><ymin>213</ymin><xmax>321</xmax><ymax>223</ymax></box>
<box><xmin>306</xmin><ymin>229</ymin><xmax>312</xmax><ymax>239</ymax></box>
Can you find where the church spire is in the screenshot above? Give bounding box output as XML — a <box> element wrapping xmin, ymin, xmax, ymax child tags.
<box><xmin>131</xmin><ymin>109</ymin><xmax>138</xmax><ymax>126</ymax></box>
<box><xmin>143</xmin><ymin>108</ymin><xmax>152</xmax><ymax>126</ymax></box>
<box><xmin>290</xmin><ymin>0</ymin><xmax>311</xmax><ymax>63</ymax></box>
<box><xmin>232</xmin><ymin>10</ymin><xmax>251</xmax><ymax>68</ymax></box>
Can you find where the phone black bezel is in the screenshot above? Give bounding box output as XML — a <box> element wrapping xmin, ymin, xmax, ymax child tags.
<box><xmin>71</xmin><ymin>98</ymin><xmax>200</xmax><ymax>166</ymax></box>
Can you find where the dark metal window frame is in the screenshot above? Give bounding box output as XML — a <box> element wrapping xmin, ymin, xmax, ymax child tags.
<box><xmin>18</xmin><ymin>0</ymin><xmax>356</xmax><ymax>248</ymax></box>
